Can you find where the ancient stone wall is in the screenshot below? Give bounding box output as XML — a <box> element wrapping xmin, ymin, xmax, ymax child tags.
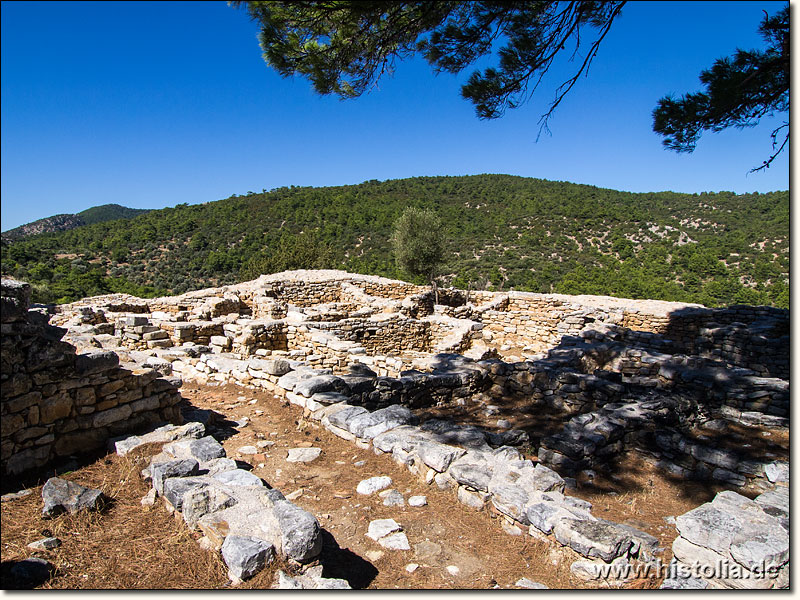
<box><xmin>1</xmin><ymin>280</ymin><xmax>183</xmax><ymax>476</ymax></box>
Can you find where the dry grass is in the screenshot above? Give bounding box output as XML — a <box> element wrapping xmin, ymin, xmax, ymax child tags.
<box><xmin>2</xmin><ymin>382</ymin><xmax>787</xmax><ymax>590</ymax></box>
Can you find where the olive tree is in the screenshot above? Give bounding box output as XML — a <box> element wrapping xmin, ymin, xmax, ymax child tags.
<box><xmin>390</xmin><ymin>207</ymin><xmax>445</xmax><ymax>301</ymax></box>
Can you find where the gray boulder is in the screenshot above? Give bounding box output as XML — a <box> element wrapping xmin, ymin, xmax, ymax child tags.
<box><xmin>41</xmin><ymin>477</ymin><xmax>104</xmax><ymax>518</ymax></box>
<box><xmin>347</xmin><ymin>405</ymin><xmax>419</xmax><ymax>439</ymax></box>
<box><xmin>448</xmin><ymin>462</ymin><xmax>492</xmax><ymax>492</ymax></box>
<box><xmin>162</xmin><ymin>476</ymin><xmax>208</xmax><ymax>511</ymax></box>
<box><xmin>553</xmin><ymin>519</ymin><xmax>634</xmax><ymax>562</ymax></box>
<box><xmin>416</xmin><ymin>441</ymin><xmax>466</xmax><ymax>473</ymax></box>
<box><xmin>221</xmin><ymin>535</ymin><xmax>275</xmax><ymax>581</ymax></box>
<box><xmin>272</xmin><ymin>500</ymin><xmax>323</xmax><ymax>562</ymax></box>
<box><xmin>151</xmin><ymin>459</ymin><xmax>200</xmax><ymax>495</ymax></box>
<box><xmin>327</xmin><ymin>405</ymin><xmax>370</xmax><ymax>430</ymax></box>
<box><xmin>189</xmin><ymin>437</ymin><xmax>226</xmax><ymax>461</ymax></box>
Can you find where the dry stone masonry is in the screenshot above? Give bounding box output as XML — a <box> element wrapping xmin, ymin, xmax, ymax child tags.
<box><xmin>1</xmin><ymin>279</ymin><xmax>182</xmax><ymax>476</ymax></box>
<box><xmin>2</xmin><ymin>270</ymin><xmax>789</xmax><ymax>589</ymax></box>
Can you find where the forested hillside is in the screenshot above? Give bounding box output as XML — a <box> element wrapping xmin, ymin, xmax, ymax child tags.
<box><xmin>0</xmin><ymin>175</ymin><xmax>788</xmax><ymax>308</ymax></box>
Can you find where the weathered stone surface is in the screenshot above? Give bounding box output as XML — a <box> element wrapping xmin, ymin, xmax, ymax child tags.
<box><xmin>26</xmin><ymin>537</ymin><xmax>62</xmax><ymax>551</ymax></box>
<box><xmin>274</xmin><ymin>565</ymin><xmax>351</xmax><ymax>589</ymax></box>
<box><xmin>553</xmin><ymin>519</ymin><xmax>634</xmax><ymax>562</ymax></box>
<box><xmin>356</xmin><ymin>476</ymin><xmax>392</xmax><ymax>495</ymax></box>
<box><xmin>408</xmin><ymin>495</ymin><xmax>427</xmax><ymax>507</ymax></box>
<box><xmin>182</xmin><ymin>485</ymin><xmax>237</xmax><ymax>528</ymax></box>
<box><xmin>1</xmin><ymin>278</ymin><xmax>31</xmax><ymax>323</ymax></box>
<box><xmin>379</xmin><ymin>532</ymin><xmax>411</xmax><ymax>550</ymax></box>
<box><xmin>294</xmin><ymin>375</ymin><xmax>343</xmax><ymax>398</ymax></box>
<box><xmin>380</xmin><ymin>489</ymin><xmax>405</xmax><ymax>507</ymax></box>
<box><xmin>272</xmin><ymin>500</ymin><xmax>323</xmax><ymax>562</ymax></box>
<box><xmin>151</xmin><ymin>459</ymin><xmax>200</xmax><ymax>495</ymax></box>
<box><xmin>221</xmin><ymin>535</ymin><xmax>275</xmax><ymax>581</ymax></box>
<box><xmin>490</xmin><ymin>484</ymin><xmax>531</xmax><ymax>524</ymax></box>
<box><xmin>675</xmin><ymin>505</ymin><xmax>743</xmax><ymax>555</ymax></box>
<box><xmin>327</xmin><ymin>405</ymin><xmax>370</xmax><ymax>431</ymax></box>
<box><xmin>532</xmin><ymin>463</ymin><xmax>566</xmax><ymax>493</ymax></box>
<box><xmin>286</xmin><ymin>447</ymin><xmax>322</xmax><ymax>463</ymax></box>
<box><xmin>347</xmin><ymin>405</ymin><xmax>418</xmax><ymax>440</ymax></box>
<box><xmin>515</xmin><ymin>578</ymin><xmax>548</xmax><ymax>589</ymax></box>
<box><xmin>188</xmin><ymin>436</ymin><xmax>226</xmax><ymax>461</ymax></box>
<box><xmin>212</xmin><ymin>469</ymin><xmax>264</xmax><ymax>488</ymax></box>
<box><xmin>527</xmin><ymin>502</ymin><xmax>579</xmax><ymax>535</ymax></box>
<box><xmin>41</xmin><ymin>477</ymin><xmax>104</xmax><ymax>517</ymax></box>
<box><xmin>448</xmin><ymin>462</ymin><xmax>492</xmax><ymax>492</ymax></box>
<box><xmin>162</xmin><ymin>476</ymin><xmax>208</xmax><ymax>511</ymax></box>
<box><xmin>416</xmin><ymin>441</ymin><xmax>465</xmax><ymax>473</ymax></box>
<box><xmin>74</xmin><ymin>350</ymin><xmax>119</xmax><ymax>376</ymax></box>
<box><xmin>366</xmin><ymin>518</ymin><xmax>402</xmax><ymax>541</ymax></box>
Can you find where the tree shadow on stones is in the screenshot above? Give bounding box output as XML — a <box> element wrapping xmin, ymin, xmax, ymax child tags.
<box><xmin>316</xmin><ymin>529</ymin><xmax>378</xmax><ymax>589</ymax></box>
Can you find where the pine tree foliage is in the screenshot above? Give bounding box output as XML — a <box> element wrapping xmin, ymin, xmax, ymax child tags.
<box><xmin>652</xmin><ymin>6</ymin><xmax>788</xmax><ymax>171</ymax></box>
<box><xmin>232</xmin><ymin>0</ymin><xmax>625</xmax><ymax>130</ymax></box>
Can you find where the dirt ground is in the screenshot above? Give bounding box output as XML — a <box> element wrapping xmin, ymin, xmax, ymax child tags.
<box><xmin>0</xmin><ymin>382</ymin><xmax>788</xmax><ymax>589</ymax></box>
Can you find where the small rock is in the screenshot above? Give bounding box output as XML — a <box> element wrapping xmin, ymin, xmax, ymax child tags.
<box><xmin>446</xmin><ymin>565</ymin><xmax>460</xmax><ymax>576</ymax></box>
<box><xmin>501</xmin><ymin>520</ymin><xmax>523</xmax><ymax>536</ymax></box>
<box><xmin>380</xmin><ymin>489</ymin><xmax>405</xmax><ymax>507</ymax></box>
<box><xmin>357</xmin><ymin>476</ymin><xmax>392</xmax><ymax>495</ymax></box>
<box><xmin>237</xmin><ymin>446</ymin><xmax>259</xmax><ymax>455</ymax></box>
<box><xmin>515</xmin><ymin>578</ymin><xmax>548</xmax><ymax>589</ymax></box>
<box><xmin>353</xmin><ymin>460</ymin><xmax>366</xmax><ymax>467</ymax></box>
<box><xmin>235</xmin><ymin>417</ymin><xmax>250</xmax><ymax>428</ymax></box>
<box><xmin>379</xmin><ymin>532</ymin><xmax>411</xmax><ymax>550</ymax></box>
<box><xmin>1</xmin><ymin>489</ymin><xmax>33</xmax><ymax>502</ymax></box>
<box><xmin>366</xmin><ymin>518</ymin><xmax>402</xmax><ymax>541</ymax></box>
<box><xmin>365</xmin><ymin>550</ymin><xmax>384</xmax><ymax>562</ymax></box>
<box><xmin>285</xmin><ymin>489</ymin><xmax>304</xmax><ymax>501</ymax></box>
<box><xmin>406</xmin><ymin>563</ymin><xmax>419</xmax><ymax>573</ymax></box>
<box><xmin>41</xmin><ymin>477</ymin><xmax>104</xmax><ymax>518</ymax></box>
<box><xmin>26</xmin><ymin>537</ymin><xmax>61</xmax><ymax>551</ymax></box>
<box><xmin>197</xmin><ymin>536</ymin><xmax>218</xmax><ymax>552</ymax></box>
<box><xmin>256</xmin><ymin>440</ymin><xmax>274</xmax><ymax>448</ymax></box>
<box><xmin>140</xmin><ymin>488</ymin><xmax>157</xmax><ymax>506</ymax></box>
<box><xmin>408</xmin><ymin>495</ymin><xmax>427</xmax><ymax>507</ymax></box>
<box><xmin>286</xmin><ymin>447</ymin><xmax>322</xmax><ymax>463</ymax></box>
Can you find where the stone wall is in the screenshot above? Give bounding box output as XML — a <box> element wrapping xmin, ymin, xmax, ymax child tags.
<box><xmin>1</xmin><ymin>279</ymin><xmax>183</xmax><ymax>476</ymax></box>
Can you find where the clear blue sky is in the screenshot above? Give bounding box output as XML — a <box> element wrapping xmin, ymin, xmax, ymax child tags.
<box><xmin>1</xmin><ymin>0</ymin><xmax>790</xmax><ymax>231</ymax></box>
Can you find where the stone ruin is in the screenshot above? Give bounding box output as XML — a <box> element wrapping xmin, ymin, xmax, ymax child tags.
<box><xmin>0</xmin><ymin>270</ymin><xmax>789</xmax><ymax>589</ymax></box>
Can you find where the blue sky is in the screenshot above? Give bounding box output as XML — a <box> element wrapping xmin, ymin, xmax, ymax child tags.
<box><xmin>1</xmin><ymin>0</ymin><xmax>789</xmax><ymax>230</ymax></box>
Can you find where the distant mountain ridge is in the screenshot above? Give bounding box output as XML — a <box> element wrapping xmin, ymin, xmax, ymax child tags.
<box><xmin>2</xmin><ymin>204</ymin><xmax>150</xmax><ymax>241</ymax></box>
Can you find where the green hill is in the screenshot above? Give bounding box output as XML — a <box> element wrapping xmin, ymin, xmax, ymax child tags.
<box><xmin>2</xmin><ymin>204</ymin><xmax>150</xmax><ymax>242</ymax></box>
<box><xmin>76</xmin><ymin>204</ymin><xmax>151</xmax><ymax>226</ymax></box>
<box><xmin>0</xmin><ymin>175</ymin><xmax>788</xmax><ymax>308</ymax></box>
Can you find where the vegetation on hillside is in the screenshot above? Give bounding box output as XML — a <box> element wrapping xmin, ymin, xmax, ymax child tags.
<box><xmin>2</xmin><ymin>204</ymin><xmax>150</xmax><ymax>242</ymax></box>
<box><xmin>0</xmin><ymin>175</ymin><xmax>788</xmax><ymax>308</ymax></box>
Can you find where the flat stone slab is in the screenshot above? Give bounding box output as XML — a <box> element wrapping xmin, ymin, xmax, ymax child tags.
<box><xmin>366</xmin><ymin>518</ymin><xmax>402</xmax><ymax>541</ymax></box>
<box><xmin>553</xmin><ymin>519</ymin><xmax>634</xmax><ymax>562</ymax></box>
<box><xmin>286</xmin><ymin>448</ymin><xmax>322</xmax><ymax>463</ymax></box>
<box><xmin>41</xmin><ymin>478</ymin><xmax>104</xmax><ymax>518</ymax></box>
<box><xmin>357</xmin><ymin>476</ymin><xmax>392</xmax><ymax>495</ymax></box>
<box><xmin>378</xmin><ymin>532</ymin><xmax>411</xmax><ymax>550</ymax></box>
